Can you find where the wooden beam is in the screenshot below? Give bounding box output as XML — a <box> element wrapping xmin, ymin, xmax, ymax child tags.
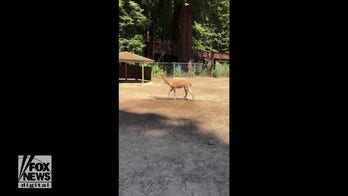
<box><xmin>142</xmin><ymin>63</ymin><xmax>144</xmax><ymax>84</ymax></box>
<box><xmin>125</xmin><ymin>63</ymin><xmax>128</xmax><ymax>81</ymax></box>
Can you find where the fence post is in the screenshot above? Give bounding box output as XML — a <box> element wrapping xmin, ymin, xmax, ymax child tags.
<box><xmin>193</xmin><ymin>63</ymin><xmax>196</xmax><ymax>76</ymax></box>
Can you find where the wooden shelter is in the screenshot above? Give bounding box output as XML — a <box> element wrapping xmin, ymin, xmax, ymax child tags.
<box><xmin>119</xmin><ymin>51</ymin><xmax>154</xmax><ymax>83</ymax></box>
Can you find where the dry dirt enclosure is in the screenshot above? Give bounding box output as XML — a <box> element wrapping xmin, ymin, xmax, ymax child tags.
<box><xmin>119</xmin><ymin>77</ymin><xmax>230</xmax><ymax>196</ymax></box>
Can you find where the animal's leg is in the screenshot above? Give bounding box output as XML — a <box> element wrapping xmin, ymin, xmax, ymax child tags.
<box><xmin>184</xmin><ymin>89</ymin><xmax>188</xmax><ymax>99</ymax></box>
<box><xmin>189</xmin><ymin>89</ymin><xmax>194</xmax><ymax>101</ymax></box>
<box><xmin>168</xmin><ymin>88</ymin><xmax>173</xmax><ymax>98</ymax></box>
<box><xmin>174</xmin><ymin>88</ymin><xmax>176</xmax><ymax>101</ymax></box>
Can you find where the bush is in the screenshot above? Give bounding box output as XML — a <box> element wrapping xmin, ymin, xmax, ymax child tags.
<box><xmin>197</xmin><ymin>70</ymin><xmax>211</xmax><ymax>77</ymax></box>
<box><xmin>212</xmin><ymin>69</ymin><xmax>218</xmax><ymax>78</ymax></box>
<box><xmin>143</xmin><ymin>63</ymin><xmax>153</xmax><ymax>67</ymax></box>
<box><xmin>213</xmin><ymin>62</ymin><xmax>229</xmax><ymax>77</ymax></box>
<box><xmin>151</xmin><ymin>64</ymin><xmax>164</xmax><ymax>77</ymax></box>
<box><xmin>151</xmin><ymin>63</ymin><xmax>229</xmax><ymax>78</ymax></box>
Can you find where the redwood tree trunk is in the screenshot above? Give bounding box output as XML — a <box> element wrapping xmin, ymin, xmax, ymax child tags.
<box><xmin>172</xmin><ymin>0</ymin><xmax>193</xmax><ymax>66</ymax></box>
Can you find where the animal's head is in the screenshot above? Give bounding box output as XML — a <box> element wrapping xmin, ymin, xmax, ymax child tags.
<box><xmin>159</xmin><ymin>72</ymin><xmax>166</xmax><ymax>78</ymax></box>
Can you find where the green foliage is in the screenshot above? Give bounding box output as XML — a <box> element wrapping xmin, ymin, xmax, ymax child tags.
<box><xmin>196</xmin><ymin>71</ymin><xmax>211</xmax><ymax>77</ymax></box>
<box><xmin>213</xmin><ymin>62</ymin><xmax>229</xmax><ymax>77</ymax></box>
<box><xmin>142</xmin><ymin>62</ymin><xmax>153</xmax><ymax>67</ymax></box>
<box><xmin>193</xmin><ymin>21</ymin><xmax>214</xmax><ymax>51</ymax></box>
<box><xmin>119</xmin><ymin>0</ymin><xmax>149</xmax><ymax>54</ymax></box>
<box><xmin>174</xmin><ymin>64</ymin><xmax>182</xmax><ymax>76</ymax></box>
<box><xmin>193</xmin><ymin>0</ymin><xmax>229</xmax><ymax>52</ymax></box>
<box><xmin>151</xmin><ymin>62</ymin><xmax>229</xmax><ymax>78</ymax></box>
<box><xmin>212</xmin><ymin>69</ymin><xmax>218</xmax><ymax>78</ymax></box>
<box><xmin>176</xmin><ymin>72</ymin><xmax>191</xmax><ymax>77</ymax></box>
<box><xmin>119</xmin><ymin>35</ymin><xmax>145</xmax><ymax>54</ymax></box>
<box><xmin>151</xmin><ymin>64</ymin><xmax>164</xmax><ymax>77</ymax></box>
<box><xmin>119</xmin><ymin>0</ymin><xmax>229</xmax><ymax>56</ymax></box>
<box><xmin>136</xmin><ymin>0</ymin><xmax>173</xmax><ymax>41</ymax></box>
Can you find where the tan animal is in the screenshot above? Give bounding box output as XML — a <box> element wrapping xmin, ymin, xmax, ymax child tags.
<box><xmin>159</xmin><ymin>72</ymin><xmax>194</xmax><ymax>101</ymax></box>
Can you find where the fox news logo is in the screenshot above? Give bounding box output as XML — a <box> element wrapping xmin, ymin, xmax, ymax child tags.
<box><xmin>18</xmin><ymin>155</ymin><xmax>52</xmax><ymax>189</ymax></box>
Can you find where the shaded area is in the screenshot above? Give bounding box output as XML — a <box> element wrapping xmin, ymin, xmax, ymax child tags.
<box><xmin>119</xmin><ymin>63</ymin><xmax>152</xmax><ymax>81</ymax></box>
<box><xmin>119</xmin><ymin>110</ymin><xmax>229</xmax><ymax>196</ymax></box>
<box><xmin>118</xmin><ymin>79</ymin><xmax>151</xmax><ymax>84</ymax></box>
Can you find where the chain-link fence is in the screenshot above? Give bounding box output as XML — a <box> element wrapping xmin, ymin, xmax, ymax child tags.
<box><xmin>151</xmin><ymin>61</ymin><xmax>229</xmax><ymax>78</ymax></box>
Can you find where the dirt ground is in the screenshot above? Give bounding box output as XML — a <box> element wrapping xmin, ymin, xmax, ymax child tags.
<box><xmin>119</xmin><ymin>77</ymin><xmax>229</xmax><ymax>196</ymax></box>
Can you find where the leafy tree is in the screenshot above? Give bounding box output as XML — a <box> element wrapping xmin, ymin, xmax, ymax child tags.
<box><xmin>193</xmin><ymin>0</ymin><xmax>229</xmax><ymax>52</ymax></box>
<box><xmin>119</xmin><ymin>0</ymin><xmax>149</xmax><ymax>54</ymax></box>
<box><xmin>137</xmin><ymin>0</ymin><xmax>174</xmax><ymax>58</ymax></box>
<box><xmin>119</xmin><ymin>0</ymin><xmax>229</xmax><ymax>58</ymax></box>
<box><xmin>193</xmin><ymin>21</ymin><xmax>215</xmax><ymax>52</ymax></box>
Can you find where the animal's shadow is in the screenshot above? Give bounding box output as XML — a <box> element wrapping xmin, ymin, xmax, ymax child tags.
<box><xmin>150</xmin><ymin>96</ymin><xmax>193</xmax><ymax>101</ymax></box>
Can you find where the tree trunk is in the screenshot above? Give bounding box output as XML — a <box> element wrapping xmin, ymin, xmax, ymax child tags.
<box><xmin>171</xmin><ymin>0</ymin><xmax>193</xmax><ymax>67</ymax></box>
<box><xmin>147</xmin><ymin>1</ymin><xmax>155</xmax><ymax>59</ymax></box>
